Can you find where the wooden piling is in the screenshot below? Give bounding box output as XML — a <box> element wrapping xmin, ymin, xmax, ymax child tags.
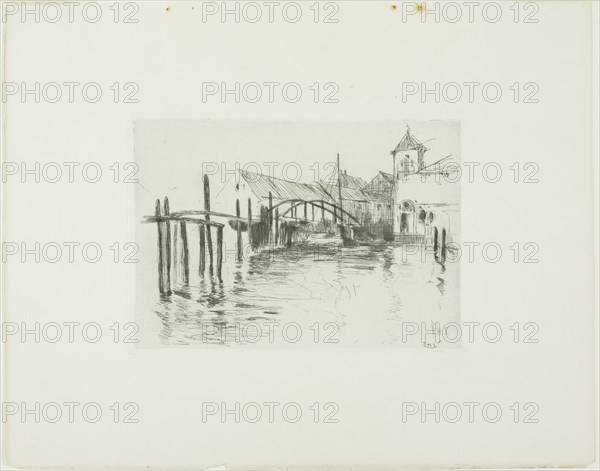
<box><xmin>198</xmin><ymin>225</ymin><xmax>206</xmax><ymax>276</ymax></box>
<box><xmin>441</xmin><ymin>229</ymin><xmax>447</xmax><ymax>263</ymax></box>
<box><xmin>321</xmin><ymin>200</ymin><xmax>325</xmax><ymax>219</ymax></box>
<box><xmin>260</xmin><ymin>205</ymin><xmax>268</xmax><ymax>247</ymax></box>
<box><xmin>180</xmin><ymin>221</ymin><xmax>189</xmax><ymax>284</ymax></box>
<box><xmin>268</xmin><ymin>192</ymin><xmax>273</xmax><ymax>244</ymax></box>
<box><xmin>275</xmin><ymin>208</ymin><xmax>279</xmax><ymax>245</ymax></box>
<box><xmin>311</xmin><ymin>204</ymin><xmax>315</xmax><ymax>221</ymax></box>
<box><xmin>204</xmin><ymin>175</ymin><xmax>214</xmax><ymax>275</ymax></box>
<box><xmin>304</xmin><ymin>202</ymin><xmax>307</xmax><ymax>220</ymax></box>
<box><xmin>236</xmin><ymin>199</ymin><xmax>242</xmax><ymax>261</ymax></box>
<box><xmin>281</xmin><ymin>222</ymin><xmax>285</xmax><ymax>246</ymax></box>
<box><xmin>156</xmin><ymin>199</ymin><xmax>171</xmax><ymax>295</ymax></box>
<box><xmin>286</xmin><ymin>223</ymin><xmax>292</xmax><ymax>247</ymax></box>
<box><xmin>206</xmin><ymin>227</ymin><xmax>214</xmax><ymax>274</ymax></box>
<box><xmin>216</xmin><ymin>226</ymin><xmax>223</xmax><ymax>280</ymax></box>
<box><xmin>173</xmin><ymin>223</ymin><xmax>179</xmax><ymax>280</ymax></box>
<box><xmin>247</xmin><ymin>198</ymin><xmax>252</xmax><ymax>247</ymax></box>
<box><xmin>164</xmin><ymin>197</ymin><xmax>172</xmax><ymax>286</ymax></box>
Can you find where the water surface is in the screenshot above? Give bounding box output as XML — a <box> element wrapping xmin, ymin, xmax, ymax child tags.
<box><xmin>136</xmin><ymin>241</ymin><xmax>459</xmax><ymax>348</ymax></box>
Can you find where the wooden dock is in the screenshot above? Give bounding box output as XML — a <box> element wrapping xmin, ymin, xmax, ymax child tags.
<box><xmin>143</xmin><ymin>175</ymin><xmax>313</xmax><ymax>295</ymax></box>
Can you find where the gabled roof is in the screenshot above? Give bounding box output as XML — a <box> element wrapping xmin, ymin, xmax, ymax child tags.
<box><xmin>322</xmin><ymin>171</ymin><xmax>367</xmax><ymax>190</ymax></box>
<box><xmin>239</xmin><ymin>170</ymin><xmax>334</xmax><ymax>203</ymax></box>
<box><xmin>341</xmin><ymin>173</ymin><xmax>367</xmax><ymax>190</ymax></box>
<box><xmin>391</xmin><ymin>127</ymin><xmax>428</xmax><ymax>155</ymax></box>
<box><xmin>378</xmin><ymin>171</ymin><xmax>393</xmax><ymax>182</ymax></box>
<box><xmin>366</xmin><ymin>171</ymin><xmax>393</xmax><ymax>186</ymax></box>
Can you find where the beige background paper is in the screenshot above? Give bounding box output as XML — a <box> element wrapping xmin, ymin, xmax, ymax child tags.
<box><xmin>2</xmin><ymin>1</ymin><xmax>598</xmax><ymax>468</ymax></box>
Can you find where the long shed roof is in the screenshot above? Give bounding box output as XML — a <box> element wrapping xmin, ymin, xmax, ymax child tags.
<box><xmin>240</xmin><ymin>170</ymin><xmax>391</xmax><ymax>205</ymax></box>
<box><xmin>240</xmin><ymin>170</ymin><xmax>335</xmax><ymax>203</ymax></box>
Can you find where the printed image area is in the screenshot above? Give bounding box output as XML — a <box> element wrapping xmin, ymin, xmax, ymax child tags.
<box><xmin>135</xmin><ymin>121</ymin><xmax>460</xmax><ymax>347</ymax></box>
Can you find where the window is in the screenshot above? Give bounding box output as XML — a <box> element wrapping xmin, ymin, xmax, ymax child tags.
<box><xmin>402</xmin><ymin>201</ymin><xmax>415</xmax><ymax>212</ymax></box>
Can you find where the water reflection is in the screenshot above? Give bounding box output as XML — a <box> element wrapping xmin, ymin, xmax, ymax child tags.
<box><xmin>146</xmin><ymin>242</ymin><xmax>459</xmax><ymax>347</ymax></box>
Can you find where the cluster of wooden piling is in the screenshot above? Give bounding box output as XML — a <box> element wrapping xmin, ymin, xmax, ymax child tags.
<box><xmin>148</xmin><ymin>175</ymin><xmax>225</xmax><ymax>295</ymax></box>
<box><xmin>249</xmin><ymin>195</ymin><xmax>300</xmax><ymax>249</ymax></box>
<box><xmin>146</xmin><ymin>175</ymin><xmax>363</xmax><ymax>295</ymax></box>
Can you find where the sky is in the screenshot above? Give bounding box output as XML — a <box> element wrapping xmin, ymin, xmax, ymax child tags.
<box><xmin>134</xmin><ymin>120</ymin><xmax>461</xmax><ymax>208</ymax></box>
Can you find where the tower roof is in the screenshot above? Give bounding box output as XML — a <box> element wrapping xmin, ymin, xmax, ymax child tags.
<box><xmin>391</xmin><ymin>126</ymin><xmax>428</xmax><ymax>155</ymax></box>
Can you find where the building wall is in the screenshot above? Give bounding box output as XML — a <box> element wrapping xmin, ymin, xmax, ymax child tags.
<box><xmin>392</xmin><ymin>155</ymin><xmax>460</xmax><ymax>242</ymax></box>
<box><xmin>365</xmin><ymin>173</ymin><xmax>393</xmax><ymax>194</ymax></box>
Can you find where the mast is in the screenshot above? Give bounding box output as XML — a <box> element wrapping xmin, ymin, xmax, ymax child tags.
<box><xmin>337</xmin><ymin>153</ymin><xmax>343</xmax><ymax>224</ymax></box>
